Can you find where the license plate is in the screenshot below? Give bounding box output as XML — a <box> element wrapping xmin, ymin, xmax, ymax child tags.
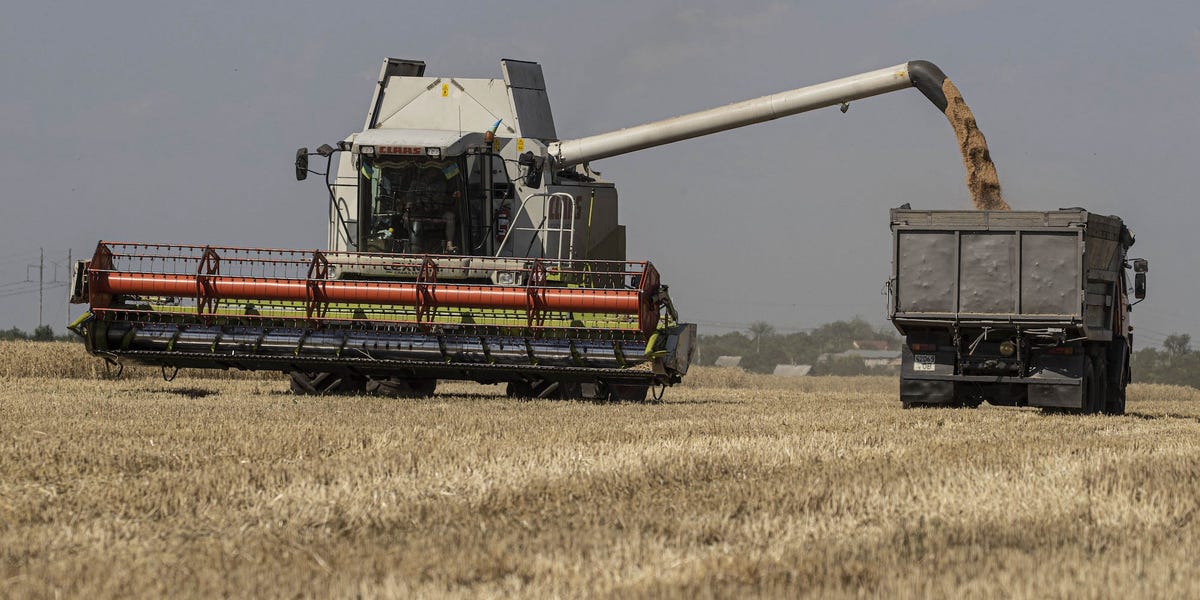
<box><xmin>913</xmin><ymin>354</ymin><xmax>936</xmax><ymax>371</ymax></box>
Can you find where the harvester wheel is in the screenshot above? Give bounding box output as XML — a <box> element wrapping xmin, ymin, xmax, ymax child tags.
<box><xmin>289</xmin><ymin>371</ymin><xmax>366</xmax><ymax>395</ymax></box>
<box><xmin>366</xmin><ymin>377</ymin><xmax>437</xmax><ymax>398</ymax></box>
<box><xmin>505</xmin><ymin>380</ymin><xmax>535</xmax><ymax>399</ymax></box>
<box><xmin>505</xmin><ymin>379</ymin><xmax>582</xmax><ymax>400</ymax></box>
<box><xmin>607</xmin><ymin>382</ymin><xmax>651</xmax><ymax>403</ymax></box>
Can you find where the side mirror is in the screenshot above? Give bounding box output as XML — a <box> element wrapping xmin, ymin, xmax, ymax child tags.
<box><xmin>518</xmin><ymin>151</ymin><xmax>544</xmax><ymax>188</ymax></box>
<box><xmin>295</xmin><ymin>147</ymin><xmax>309</xmax><ymax>181</ymax></box>
<box><xmin>1133</xmin><ymin>258</ymin><xmax>1148</xmax><ymax>273</ymax></box>
<box><xmin>1134</xmin><ymin>272</ymin><xmax>1146</xmax><ymax>300</ymax></box>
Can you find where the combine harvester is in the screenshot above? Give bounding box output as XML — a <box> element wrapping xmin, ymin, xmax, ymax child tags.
<box><xmin>71</xmin><ymin>58</ymin><xmax>967</xmax><ymax>400</ymax></box>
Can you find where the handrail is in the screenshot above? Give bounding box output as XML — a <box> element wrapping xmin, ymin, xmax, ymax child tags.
<box><xmin>495</xmin><ymin>192</ymin><xmax>578</xmax><ymax>266</ymax></box>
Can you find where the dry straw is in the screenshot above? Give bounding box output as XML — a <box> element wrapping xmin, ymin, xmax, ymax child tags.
<box><xmin>3</xmin><ymin>347</ymin><xmax>1199</xmax><ymax>597</ymax></box>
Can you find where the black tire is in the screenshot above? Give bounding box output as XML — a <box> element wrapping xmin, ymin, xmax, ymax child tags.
<box><xmin>505</xmin><ymin>379</ymin><xmax>584</xmax><ymax>400</ymax></box>
<box><xmin>1103</xmin><ymin>344</ymin><xmax>1128</xmax><ymax>416</ymax></box>
<box><xmin>366</xmin><ymin>376</ymin><xmax>437</xmax><ymax>398</ymax></box>
<box><xmin>607</xmin><ymin>382</ymin><xmax>651</xmax><ymax>403</ymax></box>
<box><xmin>1080</xmin><ymin>356</ymin><xmax>1106</xmax><ymax>414</ymax></box>
<box><xmin>289</xmin><ymin>371</ymin><xmax>366</xmax><ymax>395</ymax></box>
<box><xmin>1093</xmin><ymin>355</ymin><xmax>1108</xmax><ymax>414</ymax></box>
<box><xmin>506</xmin><ymin>380</ymin><xmax>535</xmax><ymax>399</ymax></box>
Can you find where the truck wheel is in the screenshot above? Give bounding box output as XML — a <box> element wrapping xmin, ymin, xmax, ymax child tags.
<box><xmin>1103</xmin><ymin>349</ymin><xmax>1128</xmax><ymax>416</ymax></box>
<box><xmin>1093</xmin><ymin>356</ymin><xmax>1108</xmax><ymax>414</ymax></box>
<box><xmin>289</xmin><ymin>371</ymin><xmax>366</xmax><ymax>395</ymax></box>
<box><xmin>1082</xmin><ymin>356</ymin><xmax>1106</xmax><ymax>414</ymax></box>
<box><xmin>1104</xmin><ymin>368</ymin><xmax>1127</xmax><ymax>415</ymax></box>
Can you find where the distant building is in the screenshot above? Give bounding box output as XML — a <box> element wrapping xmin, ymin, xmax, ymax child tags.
<box><xmin>713</xmin><ymin>355</ymin><xmax>742</xmax><ymax>368</ymax></box>
<box><xmin>852</xmin><ymin>340</ymin><xmax>889</xmax><ymax>351</ymax></box>
<box><xmin>773</xmin><ymin>364</ymin><xmax>812</xmax><ymax>377</ymax></box>
<box><xmin>818</xmin><ymin>349</ymin><xmax>902</xmax><ymax>368</ymax></box>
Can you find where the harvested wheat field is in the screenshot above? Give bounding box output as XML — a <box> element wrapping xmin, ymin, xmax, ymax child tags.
<box><xmin>2</xmin><ymin>342</ymin><xmax>1200</xmax><ymax>598</ymax></box>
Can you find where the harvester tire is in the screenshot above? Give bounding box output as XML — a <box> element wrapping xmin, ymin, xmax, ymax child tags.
<box><xmin>505</xmin><ymin>380</ymin><xmax>535</xmax><ymax>399</ymax></box>
<box><xmin>366</xmin><ymin>377</ymin><xmax>437</xmax><ymax>398</ymax></box>
<box><xmin>505</xmin><ymin>379</ymin><xmax>583</xmax><ymax>400</ymax></box>
<box><xmin>289</xmin><ymin>371</ymin><xmax>367</xmax><ymax>395</ymax></box>
<box><xmin>606</xmin><ymin>382</ymin><xmax>651</xmax><ymax>403</ymax></box>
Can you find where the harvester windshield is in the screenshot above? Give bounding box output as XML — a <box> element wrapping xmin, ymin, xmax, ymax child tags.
<box><xmin>362</xmin><ymin>157</ymin><xmax>467</xmax><ymax>255</ymax></box>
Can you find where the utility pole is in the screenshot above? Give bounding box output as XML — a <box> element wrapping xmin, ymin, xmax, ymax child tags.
<box><xmin>66</xmin><ymin>249</ymin><xmax>72</xmax><ymax>327</ymax></box>
<box><xmin>38</xmin><ymin>247</ymin><xmax>44</xmax><ymax>328</ymax></box>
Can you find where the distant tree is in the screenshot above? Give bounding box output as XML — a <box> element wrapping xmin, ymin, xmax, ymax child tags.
<box><xmin>698</xmin><ymin>318</ymin><xmax>899</xmax><ymax>374</ymax></box>
<box><xmin>32</xmin><ymin>325</ymin><xmax>54</xmax><ymax>341</ymax></box>
<box><xmin>0</xmin><ymin>327</ymin><xmax>29</xmax><ymax>341</ymax></box>
<box><xmin>747</xmin><ymin>321</ymin><xmax>775</xmax><ymax>354</ymax></box>
<box><xmin>1131</xmin><ymin>332</ymin><xmax>1200</xmax><ymax>389</ymax></box>
<box><xmin>1164</xmin><ymin>334</ymin><xmax>1191</xmax><ymax>359</ymax></box>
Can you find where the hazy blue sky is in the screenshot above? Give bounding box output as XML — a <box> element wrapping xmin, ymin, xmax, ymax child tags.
<box><xmin>1</xmin><ymin>1</ymin><xmax>1196</xmax><ymax>348</ymax></box>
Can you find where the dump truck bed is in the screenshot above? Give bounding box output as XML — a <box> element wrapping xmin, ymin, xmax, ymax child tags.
<box><xmin>889</xmin><ymin>208</ymin><xmax>1127</xmax><ymax>341</ymax></box>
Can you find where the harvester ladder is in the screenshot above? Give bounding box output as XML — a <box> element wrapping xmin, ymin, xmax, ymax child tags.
<box><xmin>496</xmin><ymin>192</ymin><xmax>578</xmax><ymax>267</ymax></box>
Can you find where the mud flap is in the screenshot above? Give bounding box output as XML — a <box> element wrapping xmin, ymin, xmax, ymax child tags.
<box><xmin>1027</xmin><ymin>383</ymin><xmax>1083</xmax><ymax>409</ymax></box>
<box><xmin>900</xmin><ymin>378</ymin><xmax>955</xmax><ymax>405</ymax></box>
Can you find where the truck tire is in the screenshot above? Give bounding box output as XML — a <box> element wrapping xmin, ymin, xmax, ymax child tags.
<box><xmin>1081</xmin><ymin>356</ymin><xmax>1107</xmax><ymax>414</ymax></box>
<box><xmin>1103</xmin><ymin>343</ymin><xmax>1128</xmax><ymax>415</ymax></box>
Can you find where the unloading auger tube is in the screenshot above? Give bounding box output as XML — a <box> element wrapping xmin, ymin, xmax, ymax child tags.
<box><xmin>69</xmin><ymin>242</ymin><xmax>696</xmax><ymax>401</ymax></box>
<box><xmin>547</xmin><ymin>61</ymin><xmax>952</xmax><ymax>166</ymax></box>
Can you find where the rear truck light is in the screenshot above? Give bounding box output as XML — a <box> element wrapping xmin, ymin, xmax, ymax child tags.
<box><xmin>910</xmin><ymin>343</ymin><xmax>936</xmax><ymax>352</ymax></box>
<box><xmin>999</xmin><ymin>340</ymin><xmax>1016</xmax><ymax>356</ymax></box>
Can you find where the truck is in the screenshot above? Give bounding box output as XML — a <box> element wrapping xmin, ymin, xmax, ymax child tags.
<box><xmin>70</xmin><ymin>57</ymin><xmax>978</xmax><ymax>401</ymax></box>
<box><xmin>888</xmin><ymin>207</ymin><xmax>1148</xmax><ymax>414</ymax></box>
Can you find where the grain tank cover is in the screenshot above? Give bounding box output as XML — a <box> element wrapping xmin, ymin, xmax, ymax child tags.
<box><xmin>890</xmin><ymin>208</ymin><xmax>1130</xmax><ymax>340</ymax></box>
<box><xmin>500</xmin><ymin>59</ymin><xmax>557</xmax><ymax>140</ymax></box>
<box><xmin>362</xmin><ymin>58</ymin><xmax>557</xmax><ymax>142</ymax></box>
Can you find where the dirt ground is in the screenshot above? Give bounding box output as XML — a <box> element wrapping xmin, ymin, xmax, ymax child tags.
<box><xmin>2</xmin><ymin>343</ymin><xmax>1199</xmax><ymax>598</ymax></box>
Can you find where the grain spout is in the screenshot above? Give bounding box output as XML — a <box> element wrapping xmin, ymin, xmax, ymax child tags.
<box><xmin>941</xmin><ymin>78</ymin><xmax>1008</xmax><ymax>210</ymax></box>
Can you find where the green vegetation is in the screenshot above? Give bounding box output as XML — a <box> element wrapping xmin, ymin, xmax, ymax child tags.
<box><xmin>1132</xmin><ymin>334</ymin><xmax>1200</xmax><ymax>389</ymax></box>
<box><xmin>697</xmin><ymin>318</ymin><xmax>898</xmax><ymax>374</ymax></box>
<box><xmin>0</xmin><ymin>325</ymin><xmax>69</xmax><ymax>342</ymax></box>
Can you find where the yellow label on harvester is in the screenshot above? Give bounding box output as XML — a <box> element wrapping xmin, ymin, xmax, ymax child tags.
<box><xmin>517</xmin><ymin>138</ymin><xmax>525</xmax><ymax>152</ymax></box>
<box><xmin>492</xmin><ymin>140</ymin><xmax>500</xmax><ymax>152</ymax></box>
<box><xmin>441</xmin><ymin>83</ymin><xmax>449</xmax><ymax>97</ymax></box>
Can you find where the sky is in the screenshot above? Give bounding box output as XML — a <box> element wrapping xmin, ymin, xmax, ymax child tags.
<box><xmin>0</xmin><ymin>0</ymin><xmax>1196</xmax><ymax>348</ymax></box>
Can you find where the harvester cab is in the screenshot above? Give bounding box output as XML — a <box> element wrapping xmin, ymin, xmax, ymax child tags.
<box><xmin>71</xmin><ymin>57</ymin><xmax>969</xmax><ymax>401</ymax></box>
<box><xmin>293</xmin><ymin>60</ymin><xmax>602</xmax><ymax>263</ymax></box>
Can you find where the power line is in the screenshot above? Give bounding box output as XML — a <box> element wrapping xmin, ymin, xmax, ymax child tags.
<box><xmin>0</xmin><ymin>282</ymin><xmax>65</xmax><ymax>300</ymax></box>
